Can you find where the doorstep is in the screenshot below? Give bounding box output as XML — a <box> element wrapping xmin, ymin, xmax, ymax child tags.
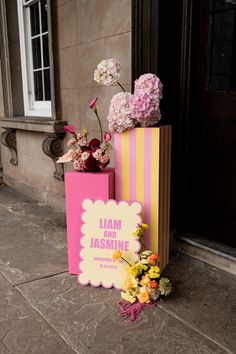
<box><xmin>175</xmin><ymin>233</ymin><xmax>236</xmax><ymax>275</ymax></box>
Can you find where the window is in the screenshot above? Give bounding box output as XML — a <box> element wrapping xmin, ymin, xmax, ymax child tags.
<box><xmin>17</xmin><ymin>0</ymin><xmax>52</xmax><ymax>117</ymax></box>
<box><xmin>208</xmin><ymin>0</ymin><xmax>236</xmax><ymax>90</ymax></box>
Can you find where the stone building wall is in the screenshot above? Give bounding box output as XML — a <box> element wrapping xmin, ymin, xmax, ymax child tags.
<box><xmin>0</xmin><ymin>0</ymin><xmax>132</xmax><ymax>210</ymax></box>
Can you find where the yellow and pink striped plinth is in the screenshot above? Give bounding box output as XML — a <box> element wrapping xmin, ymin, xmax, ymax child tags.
<box><xmin>115</xmin><ymin>126</ymin><xmax>171</xmax><ymax>270</ymax></box>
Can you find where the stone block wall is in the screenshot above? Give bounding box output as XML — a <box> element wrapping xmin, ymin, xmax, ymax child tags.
<box><xmin>58</xmin><ymin>0</ymin><xmax>132</xmax><ymax>147</ymax></box>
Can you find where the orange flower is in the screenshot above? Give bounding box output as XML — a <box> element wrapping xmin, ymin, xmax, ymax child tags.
<box><xmin>137</xmin><ymin>290</ymin><xmax>150</xmax><ymax>304</ymax></box>
<box><xmin>148</xmin><ymin>280</ymin><xmax>159</xmax><ymax>289</ymax></box>
<box><xmin>147</xmin><ymin>253</ymin><xmax>160</xmax><ymax>265</ymax></box>
<box><xmin>140</xmin><ymin>274</ymin><xmax>150</xmax><ymax>286</ymax></box>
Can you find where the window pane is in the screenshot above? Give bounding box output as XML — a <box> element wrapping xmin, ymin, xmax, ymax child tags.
<box><xmin>209</xmin><ymin>9</ymin><xmax>236</xmax><ymax>89</ymax></box>
<box><xmin>32</xmin><ymin>37</ymin><xmax>42</xmax><ymax>69</ymax></box>
<box><xmin>30</xmin><ymin>3</ymin><xmax>40</xmax><ymax>36</ymax></box>
<box><xmin>44</xmin><ymin>69</ymin><xmax>51</xmax><ymax>100</ymax></box>
<box><xmin>43</xmin><ymin>34</ymin><xmax>49</xmax><ymax>67</ymax></box>
<box><xmin>34</xmin><ymin>71</ymin><xmax>43</xmax><ymax>100</ymax></box>
<box><xmin>41</xmin><ymin>0</ymin><xmax>48</xmax><ymax>33</ymax></box>
<box><xmin>214</xmin><ymin>0</ymin><xmax>236</xmax><ymax>10</ymax></box>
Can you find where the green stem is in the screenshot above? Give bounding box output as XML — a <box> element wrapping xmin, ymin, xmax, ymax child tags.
<box><xmin>94</xmin><ymin>109</ymin><xmax>103</xmax><ymax>142</ymax></box>
<box><xmin>117</xmin><ymin>81</ymin><xmax>126</xmax><ymax>92</ymax></box>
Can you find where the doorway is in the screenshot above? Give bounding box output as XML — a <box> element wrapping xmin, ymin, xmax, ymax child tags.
<box><xmin>185</xmin><ymin>0</ymin><xmax>236</xmax><ymax>248</ymax></box>
<box><xmin>132</xmin><ymin>0</ymin><xmax>236</xmax><ymax>248</ymax></box>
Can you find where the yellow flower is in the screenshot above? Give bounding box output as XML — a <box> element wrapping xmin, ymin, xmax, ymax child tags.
<box><xmin>140</xmin><ymin>274</ymin><xmax>151</xmax><ymax>286</ymax></box>
<box><xmin>128</xmin><ymin>263</ymin><xmax>148</xmax><ymax>278</ymax></box>
<box><xmin>141</xmin><ymin>223</ymin><xmax>149</xmax><ymax>231</ymax></box>
<box><xmin>123</xmin><ymin>277</ymin><xmax>133</xmax><ymax>291</ymax></box>
<box><xmin>121</xmin><ymin>291</ymin><xmax>136</xmax><ymax>303</ymax></box>
<box><xmin>113</xmin><ymin>250</ymin><xmax>122</xmax><ymax>260</ymax></box>
<box><xmin>148</xmin><ymin>266</ymin><xmax>160</xmax><ymax>279</ymax></box>
<box><xmin>137</xmin><ymin>288</ymin><xmax>150</xmax><ymax>304</ymax></box>
<box><xmin>132</xmin><ymin>223</ymin><xmax>149</xmax><ymax>237</ymax></box>
<box><xmin>131</xmin><ymin>277</ymin><xmax>138</xmax><ymax>287</ymax></box>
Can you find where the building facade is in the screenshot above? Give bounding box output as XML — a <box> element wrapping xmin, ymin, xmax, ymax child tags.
<box><xmin>1</xmin><ymin>0</ymin><xmax>236</xmax><ymax>251</ymax></box>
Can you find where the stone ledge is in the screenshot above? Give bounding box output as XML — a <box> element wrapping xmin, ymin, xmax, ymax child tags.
<box><xmin>175</xmin><ymin>233</ymin><xmax>236</xmax><ymax>275</ymax></box>
<box><xmin>0</xmin><ymin>117</ymin><xmax>67</xmax><ymax>134</ymax></box>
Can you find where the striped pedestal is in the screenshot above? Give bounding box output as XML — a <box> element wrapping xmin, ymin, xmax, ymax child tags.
<box><xmin>115</xmin><ymin>126</ymin><xmax>171</xmax><ymax>270</ymax></box>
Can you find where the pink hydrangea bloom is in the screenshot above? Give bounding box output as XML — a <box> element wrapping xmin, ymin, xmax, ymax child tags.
<box><xmin>134</xmin><ymin>73</ymin><xmax>163</xmax><ymax>100</ymax></box>
<box><xmin>138</xmin><ymin>108</ymin><xmax>162</xmax><ymax>127</ymax></box>
<box><xmin>129</xmin><ymin>93</ymin><xmax>161</xmax><ymax>126</ymax></box>
<box><xmin>94</xmin><ymin>58</ymin><xmax>121</xmax><ymax>86</ymax></box>
<box><xmin>107</xmin><ymin>92</ymin><xmax>135</xmax><ymax>133</ymax></box>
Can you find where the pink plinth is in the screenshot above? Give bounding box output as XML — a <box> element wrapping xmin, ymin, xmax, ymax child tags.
<box><xmin>65</xmin><ymin>168</ymin><xmax>115</xmax><ymax>274</ymax></box>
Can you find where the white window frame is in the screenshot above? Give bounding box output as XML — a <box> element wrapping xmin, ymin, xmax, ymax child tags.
<box><xmin>17</xmin><ymin>0</ymin><xmax>52</xmax><ymax>117</ymax></box>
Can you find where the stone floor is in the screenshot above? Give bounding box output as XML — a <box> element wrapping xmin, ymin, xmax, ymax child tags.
<box><xmin>0</xmin><ymin>186</ymin><xmax>235</xmax><ymax>354</ymax></box>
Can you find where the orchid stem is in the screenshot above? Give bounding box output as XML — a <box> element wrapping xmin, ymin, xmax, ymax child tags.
<box><xmin>94</xmin><ymin>110</ymin><xmax>103</xmax><ymax>142</ymax></box>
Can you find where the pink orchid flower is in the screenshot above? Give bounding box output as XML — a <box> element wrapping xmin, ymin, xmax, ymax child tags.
<box><xmin>64</xmin><ymin>125</ymin><xmax>76</xmax><ymax>134</ymax></box>
<box><xmin>104</xmin><ymin>132</ymin><xmax>112</xmax><ymax>142</ymax></box>
<box><xmin>89</xmin><ymin>97</ymin><xmax>98</xmax><ymax>111</ymax></box>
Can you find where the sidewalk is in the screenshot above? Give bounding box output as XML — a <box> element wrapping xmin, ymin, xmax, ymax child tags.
<box><xmin>0</xmin><ymin>186</ymin><xmax>235</xmax><ymax>354</ymax></box>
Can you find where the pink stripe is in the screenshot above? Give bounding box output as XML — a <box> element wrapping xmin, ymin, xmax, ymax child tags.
<box><xmin>115</xmin><ymin>133</ymin><xmax>122</xmax><ymax>200</ymax></box>
<box><xmin>144</xmin><ymin>128</ymin><xmax>152</xmax><ymax>249</ymax></box>
<box><xmin>129</xmin><ymin>129</ymin><xmax>136</xmax><ymax>202</ymax></box>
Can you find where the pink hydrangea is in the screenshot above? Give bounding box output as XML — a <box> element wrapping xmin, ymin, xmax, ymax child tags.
<box><xmin>134</xmin><ymin>73</ymin><xmax>163</xmax><ymax>100</ymax></box>
<box><xmin>107</xmin><ymin>92</ymin><xmax>135</xmax><ymax>133</ymax></box>
<box><xmin>138</xmin><ymin>108</ymin><xmax>162</xmax><ymax>127</ymax></box>
<box><xmin>129</xmin><ymin>93</ymin><xmax>159</xmax><ymax>120</ymax></box>
<box><xmin>94</xmin><ymin>58</ymin><xmax>121</xmax><ymax>86</ymax></box>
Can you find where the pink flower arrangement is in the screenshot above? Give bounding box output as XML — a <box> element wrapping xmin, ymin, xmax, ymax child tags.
<box><xmin>107</xmin><ymin>92</ymin><xmax>135</xmax><ymax>133</ymax></box>
<box><xmin>94</xmin><ymin>59</ymin><xmax>163</xmax><ymax>133</ymax></box>
<box><xmin>57</xmin><ymin>98</ymin><xmax>112</xmax><ymax>172</ymax></box>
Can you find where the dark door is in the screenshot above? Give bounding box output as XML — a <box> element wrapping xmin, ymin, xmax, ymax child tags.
<box><xmin>132</xmin><ymin>0</ymin><xmax>236</xmax><ymax>248</ymax></box>
<box><xmin>188</xmin><ymin>0</ymin><xmax>236</xmax><ymax>247</ymax></box>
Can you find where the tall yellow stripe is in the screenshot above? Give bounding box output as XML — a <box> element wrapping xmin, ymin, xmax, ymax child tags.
<box><xmin>151</xmin><ymin>129</ymin><xmax>160</xmax><ymax>253</ymax></box>
<box><xmin>121</xmin><ymin>131</ymin><xmax>129</xmax><ymax>200</ymax></box>
<box><xmin>136</xmin><ymin>129</ymin><xmax>145</xmax><ymax>216</ymax></box>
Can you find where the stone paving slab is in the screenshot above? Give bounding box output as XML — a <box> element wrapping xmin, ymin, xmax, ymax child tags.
<box><xmin>0</xmin><ymin>204</ymin><xmax>67</xmax><ymax>285</ymax></box>
<box><xmin>161</xmin><ymin>253</ymin><xmax>236</xmax><ymax>353</ymax></box>
<box><xmin>17</xmin><ymin>273</ymin><xmax>227</xmax><ymax>354</ymax></box>
<box><xmin>0</xmin><ymin>274</ymin><xmax>75</xmax><ymax>354</ymax></box>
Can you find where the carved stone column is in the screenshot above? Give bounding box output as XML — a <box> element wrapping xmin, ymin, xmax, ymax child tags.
<box><xmin>42</xmin><ymin>133</ymin><xmax>65</xmax><ymax>181</ymax></box>
<box><xmin>0</xmin><ymin>128</ymin><xmax>17</xmax><ymax>165</ymax></box>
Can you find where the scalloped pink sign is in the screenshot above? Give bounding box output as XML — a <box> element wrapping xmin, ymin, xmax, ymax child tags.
<box><xmin>78</xmin><ymin>199</ymin><xmax>142</xmax><ymax>289</ymax></box>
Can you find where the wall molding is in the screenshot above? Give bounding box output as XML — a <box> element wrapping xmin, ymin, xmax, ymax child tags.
<box><xmin>42</xmin><ymin>133</ymin><xmax>65</xmax><ymax>181</ymax></box>
<box><xmin>0</xmin><ymin>128</ymin><xmax>17</xmax><ymax>165</ymax></box>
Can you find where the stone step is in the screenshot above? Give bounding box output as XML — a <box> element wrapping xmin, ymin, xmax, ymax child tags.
<box><xmin>175</xmin><ymin>233</ymin><xmax>236</xmax><ymax>275</ymax></box>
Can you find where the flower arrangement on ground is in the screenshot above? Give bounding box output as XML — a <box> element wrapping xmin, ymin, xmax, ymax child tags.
<box><xmin>56</xmin><ymin>98</ymin><xmax>112</xmax><ymax>172</ymax></box>
<box><xmin>94</xmin><ymin>58</ymin><xmax>163</xmax><ymax>133</ymax></box>
<box><xmin>113</xmin><ymin>224</ymin><xmax>172</xmax><ymax>322</ymax></box>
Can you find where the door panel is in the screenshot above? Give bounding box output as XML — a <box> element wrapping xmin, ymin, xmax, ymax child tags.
<box><xmin>189</xmin><ymin>0</ymin><xmax>236</xmax><ymax>247</ymax></box>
